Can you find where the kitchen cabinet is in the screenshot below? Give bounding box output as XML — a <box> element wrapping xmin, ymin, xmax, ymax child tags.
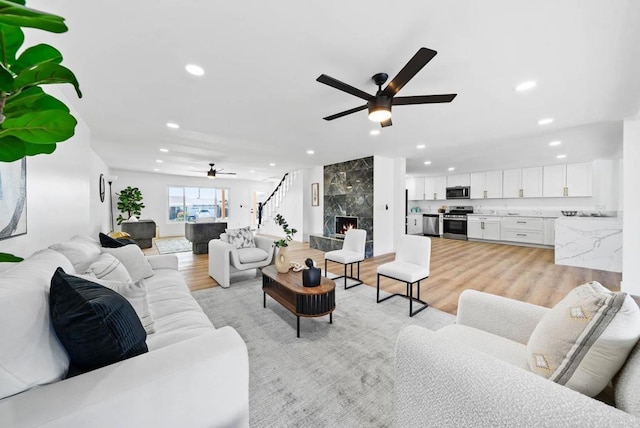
<box><xmin>447</xmin><ymin>173</ymin><xmax>470</xmax><ymax>187</ymax></box>
<box><xmin>467</xmin><ymin>216</ymin><xmax>501</xmax><ymax>240</ymax></box>
<box><xmin>424</xmin><ymin>176</ymin><xmax>447</xmax><ymax>200</ymax></box>
<box><xmin>501</xmin><ymin>217</ymin><xmax>544</xmax><ymax>244</ymax></box>
<box><xmin>470</xmin><ymin>170</ymin><xmax>503</xmax><ymax>199</ymax></box>
<box><xmin>502</xmin><ymin>167</ymin><xmax>543</xmax><ymax>198</ymax></box>
<box><xmin>407</xmin><ymin>214</ymin><xmax>422</xmax><ymax>234</ymax></box>
<box><xmin>406</xmin><ymin>177</ymin><xmax>425</xmax><ymax>200</ymax></box>
<box><xmin>543</xmin><ymin>162</ymin><xmax>592</xmax><ymax>197</ymax></box>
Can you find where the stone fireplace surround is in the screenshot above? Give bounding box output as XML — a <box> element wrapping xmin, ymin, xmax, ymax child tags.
<box><xmin>310</xmin><ymin>156</ymin><xmax>374</xmax><ymax>258</ymax></box>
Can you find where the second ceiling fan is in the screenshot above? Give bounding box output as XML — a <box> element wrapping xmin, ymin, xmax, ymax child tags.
<box><xmin>204</xmin><ymin>163</ymin><xmax>236</xmax><ymax>178</ymax></box>
<box><xmin>316</xmin><ymin>47</ymin><xmax>457</xmax><ymax>127</ymax></box>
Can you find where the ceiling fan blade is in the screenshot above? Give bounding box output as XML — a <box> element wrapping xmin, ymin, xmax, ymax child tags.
<box><xmin>392</xmin><ymin>94</ymin><xmax>457</xmax><ymax>105</ymax></box>
<box><xmin>382</xmin><ymin>48</ymin><xmax>437</xmax><ymax>97</ymax></box>
<box><xmin>316</xmin><ymin>74</ymin><xmax>373</xmax><ymax>101</ymax></box>
<box><xmin>217</xmin><ymin>172</ymin><xmax>237</xmax><ymax>175</ymax></box>
<box><xmin>380</xmin><ymin>118</ymin><xmax>393</xmax><ymax>128</ymax></box>
<box><xmin>323</xmin><ymin>104</ymin><xmax>367</xmax><ymax>121</ymax></box>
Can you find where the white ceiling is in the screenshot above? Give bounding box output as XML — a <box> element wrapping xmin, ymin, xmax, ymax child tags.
<box><xmin>27</xmin><ymin>0</ymin><xmax>640</xmax><ymax>180</ymax></box>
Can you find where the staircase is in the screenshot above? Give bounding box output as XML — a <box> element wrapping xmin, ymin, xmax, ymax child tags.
<box><xmin>258</xmin><ymin>170</ymin><xmax>299</xmax><ymax>229</ymax></box>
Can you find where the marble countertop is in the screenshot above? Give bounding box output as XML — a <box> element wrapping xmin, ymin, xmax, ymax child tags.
<box><xmin>555</xmin><ymin>216</ymin><xmax>621</xmax><ymax>221</ymax></box>
<box><xmin>467</xmin><ymin>213</ymin><xmax>559</xmax><ymax>218</ymax></box>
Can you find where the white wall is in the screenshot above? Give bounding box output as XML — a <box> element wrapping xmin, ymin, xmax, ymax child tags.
<box><xmin>110</xmin><ymin>170</ymin><xmax>275</xmax><ymax>237</ymax></box>
<box><xmin>0</xmin><ymin>90</ymin><xmax>110</xmax><ymax>258</ymax></box>
<box><xmin>622</xmin><ymin>119</ymin><xmax>640</xmax><ymax>295</ymax></box>
<box><xmin>302</xmin><ymin>167</ymin><xmax>324</xmax><ymax>242</ymax></box>
<box><xmin>373</xmin><ymin>156</ymin><xmax>406</xmax><ymax>256</ymax></box>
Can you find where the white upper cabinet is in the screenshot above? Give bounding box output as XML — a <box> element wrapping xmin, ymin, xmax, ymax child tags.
<box><xmin>446</xmin><ymin>174</ymin><xmax>470</xmax><ymax>187</ymax></box>
<box><xmin>503</xmin><ymin>167</ymin><xmax>543</xmax><ymax>198</ymax></box>
<box><xmin>406</xmin><ymin>177</ymin><xmax>425</xmax><ymax>200</ymax></box>
<box><xmin>543</xmin><ymin>162</ymin><xmax>592</xmax><ymax>197</ymax></box>
<box><xmin>470</xmin><ymin>171</ymin><xmax>503</xmax><ymax>199</ymax></box>
<box><xmin>425</xmin><ymin>176</ymin><xmax>447</xmax><ymax>200</ymax></box>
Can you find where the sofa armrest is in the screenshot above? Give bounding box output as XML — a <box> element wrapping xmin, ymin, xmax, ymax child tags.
<box><xmin>395</xmin><ymin>325</ymin><xmax>638</xmax><ymax>427</ymax></box>
<box><xmin>0</xmin><ymin>327</ymin><xmax>249</xmax><ymax>428</ymax></box>
<box><xmin>145</xmin><ymin>254</ymin><xmax>179</xmax><ymax>271</ymax></box>
<box><xmin>456</xmin><ymin>289</ymin><xmax>549</xmax><ymax>344</ymax></box>
<box><xmin>208</xmin><ymin>239</ymin><xmax>235</xmax><ymax>288</ymax></box>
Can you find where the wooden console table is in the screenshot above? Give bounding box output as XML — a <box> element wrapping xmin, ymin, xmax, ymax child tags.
<box><xmin>261</xmin><ymin>265</ymin><xmax>336</xmax><ymax>338</ymax></box>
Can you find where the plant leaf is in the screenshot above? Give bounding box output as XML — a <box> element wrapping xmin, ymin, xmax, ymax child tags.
<box><xmin>12</xmin><ymin>43</ymin><xmax>62</xmax><ymax>74</ymax></box>
<box><xmin>0</xmin><ymin>109</ymin><xmax>76</xmax><ymax>143</ymax></box>
<box><xmin>0</xmin><ymin>135</ymin><xmax>26</xmax><ymax>161</ymax></box>
<box><xmin>13</xmin><ymin>62</ymin><xmax>82</xmax><ymax>98</ymax></box>
<box><xmin>0</xmin><ymin>62</ymin><xmax>13</xmax><ymax>91</ymax></box>
<box><xmin>0</xmin><ymin>22</ymin><xmax>24</xmax><ymax>65</ymax></box>
<box><xmin>24</xmin><ymin>141</ymin><xmax>55</xmax><ymax>155</ymax></box>
<box><xmin>0</xmin><ymin>252</ymin><xmax>23</xmax><ymax>262</ymax></box>
<box><xmin>0</xmin><ymin>1</ymin><xmax>67</xmax><ymax>33</ymax></box>
<box><xmin>4</xmin><ymin>86</ymin><xmax>69</xmax><ymax>118</ymax></box>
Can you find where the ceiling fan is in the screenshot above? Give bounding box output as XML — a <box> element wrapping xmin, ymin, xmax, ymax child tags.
<box><xmin>316</xmin><ymin>47</ymin><xmax>457</xmax><ymax>127</ymax></box>
<box><xmin>195</xmin><ymin>163</ymin><xmax>237</xmax><ymax>178</ymax></box>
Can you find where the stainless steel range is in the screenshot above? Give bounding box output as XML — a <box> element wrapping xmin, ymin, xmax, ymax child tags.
<box><xmin>443</xmin><ymin>206</ymin><xmax>473</xmax><ymax>240</ymax></box>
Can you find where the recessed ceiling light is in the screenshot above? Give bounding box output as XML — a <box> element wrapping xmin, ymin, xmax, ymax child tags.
<box><xmin>538</xmin><ymin>118</ymin><xmax>554</xmax><ymax>125</ymax></box>
<box><xmin>448</xmin><ymin>167</ymin><xmax>455</xmax><ymax>171</ymax></box>
<box><xmin>153</xmin><ymin>168</ymin><xmax>160</xmax><ymax>172</ymax></box>
<box><xmin>416</xmin><ymin>144</ymin><xmax>426</xmax><ymax>149</ymax></box>
<box><xmin>515</xmin><ymin>80</ymin><xmax>536</xmax><ymax>92</ymax></box>
<box><xmin>156</xmin><ymin>159</ymin><xmax>163</xmax><ymax>163</ymax></box>
<box><xmin>549</xmin><ymin>140</ymin><xmax>562</xmax><ymax>146</ymax></box>
<box><xmin>370</xmin><ymin>130</ymin><xmax>380</xmax><ymax>136</ymax></box>
<box><xmin>166</xmin><ymin>122</ymin><xmax>180</xmax><ymax>129</ymax></box>
<box><xmin>306</xmin><ymin>150</ymin><xmax>314</xmax><ymax>155</ymax></box>
<box><xmin>159</xmin><ymin>148</ymin><xmax>169</xmax><ymax>152</ymax></box>
<box><xmin>269</xmin><ymin>163</ymin><xmax>276</xmax><ymax>166</ymax></box>
<box><xmin>185</xmin><ymin>64</ymin><xmax>204</xmax><ymax>76</ymax></box>
<box><xmin>556</xmin><ymin>154</ymin><xmax>567</xmax><ymax>159</ymax></box>
<box><xmin>250</xmin><ymin>170</ymin><xmax>255</xmax><ymax>173</ymax></box>
<box><xmin>423</xmin><ymin>161</ymin><xmax>432</xmax><ymax>165</ymax></box>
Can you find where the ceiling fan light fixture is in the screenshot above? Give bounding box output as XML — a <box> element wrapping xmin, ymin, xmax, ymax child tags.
<box><xmin>367</xmin><ymin>96</ymin><xmax>392</xmax><ymax>122</ymax></box>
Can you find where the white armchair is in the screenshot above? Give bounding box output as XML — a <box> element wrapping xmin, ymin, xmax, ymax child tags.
<box><xmin>395</xmin><ymin>289</ymin><xmax>640</xmax><ymax>427</ymax></box>
<box><xmin>208</xmin><ymin>234</ymin><xmax>274</xmax><ymax>288</ymax></box>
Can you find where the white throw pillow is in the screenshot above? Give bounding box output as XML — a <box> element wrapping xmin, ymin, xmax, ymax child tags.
<box><xmin>0</xmin><ymin>250</ymin><xmax>71</xmax><ymax>400</ymax></box>
<box><xmin>527</xmin><ymin>281</ymin><xmax>640</xmax><ymax>397</ymax></box>
<box><xmin>102</xmin><ymin>245</ymin><xmax>154</xmax><ymax>282</ymax></box>
<box><xmin>84</xmin><ymin>253</ymin><xmax>132</xmax><ymax>282</ymax></box>
<box><xmin>76</xmin><ymin>275</ymin><xmax>155</xmax><ymax>335</ymax></box>
<box><xmin>49</xmin><ymin>235</ymin><xmax>102</xmax><ymax>273</ymax></box>
<box><xmin>225</xmin><ymin>226</ymin><xmax>255</xmax><ymax>249</ymax></box>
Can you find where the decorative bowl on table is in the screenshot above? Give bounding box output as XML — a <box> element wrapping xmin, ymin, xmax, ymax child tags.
<box><xmin>561</xmin><ymin>210</ymin><xmax>577</xmax><ymax>216</ymax></box>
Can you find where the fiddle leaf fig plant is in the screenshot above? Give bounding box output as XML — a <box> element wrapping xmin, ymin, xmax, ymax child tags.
<box><xmin>0</xmin><ymin>0</ymin><xmax>82</xmax><ymax>163</ymax></box>
<box><xmin>0</xmin><ymin>1</ymin><xmax>81</xmax><ymax>262</ymax></box>
<box><xmin>116</xmin><ymin>186</ymin><xmax>145</xmax><ymax>225</ymax></box>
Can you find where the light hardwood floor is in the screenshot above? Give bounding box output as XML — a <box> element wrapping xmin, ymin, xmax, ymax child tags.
<box><xmin>146</xmin><ymin>236</ymin><xmax>622</xmax><ymax>315</ymax></box>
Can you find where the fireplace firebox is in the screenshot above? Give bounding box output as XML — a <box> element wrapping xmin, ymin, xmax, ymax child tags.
<box><xmin>335</xmin><ymin>216</ymin><xmax>358</xmax><ymax>238</ymax></box>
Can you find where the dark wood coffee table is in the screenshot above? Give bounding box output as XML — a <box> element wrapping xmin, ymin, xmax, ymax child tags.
<box><xmin>261</xmin><ymin>265</ymin><xmax>336</xmax><ymax>337</ymax></box>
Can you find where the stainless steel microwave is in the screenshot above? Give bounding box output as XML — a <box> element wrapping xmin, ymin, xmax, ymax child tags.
<box><xmin>446</xmin><ymin>186</ymin><xmax>470</xmax><ymax>199</ymax></box>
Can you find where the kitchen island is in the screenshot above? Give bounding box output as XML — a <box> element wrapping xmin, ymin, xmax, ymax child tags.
<box><xmin>554</xmin><ymin>216</ymin><xmax>622</xmax><ymax>273</ymax></box>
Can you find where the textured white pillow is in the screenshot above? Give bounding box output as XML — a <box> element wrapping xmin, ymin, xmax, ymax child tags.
<box><xmin>0</xmin><ymin>250</ymin><xmax>71</xmax><ymax>400</ymax></box>
<box><xmin>84</xmin><ymin>253</ymin><xmax>132</xmax><ymax>282</ymax></box>
<box><xmin>76</xmin><ymin>275</ymin><xmax>155</xmax><ymax>335</ymax></box>
<box><xmin>527</xmin><ymin>281</ymin><xmax>640</xmax><ymax>397</ymax></box>
<box><xmin>102</xmin><ymin>245</ymin><xmax>154</xmax><ymax>282</ymax></box>
<box><xmin>49</xmin><ymin>235</ymin><xmax>102</xmax><ymax>273</ymax></box>
<box><xmin>225</xmin><ymin>226</ymin><xmax>255</xmax><ymax>249</ymax></box>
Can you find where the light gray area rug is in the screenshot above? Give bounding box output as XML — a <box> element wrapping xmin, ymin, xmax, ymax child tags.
<box><xmin>193</xmin><ymin>276</ymin><xmax>455</xmax><ymax>427</ymax></box>
<box><xmin>154</xmin><ymin>237</ymin><xmax>192</xmax><ymax>254</ymax></box>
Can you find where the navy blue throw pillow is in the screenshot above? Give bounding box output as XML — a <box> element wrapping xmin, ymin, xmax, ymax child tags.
<box><xmin>49</xmin><ymin>268</ymin><xmax>148</xmax><ymax>373</ymax></box>
<box><xmin>99</xmin><ymin>232</ymin><xmax>136</xmax><ymax>248</ymax></box>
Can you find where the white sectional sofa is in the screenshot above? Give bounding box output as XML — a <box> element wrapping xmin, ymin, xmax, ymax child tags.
<box><xmin>0</xmin><ymin>237</ymin><xmax>249</xmax><ymax>427</ymax></box>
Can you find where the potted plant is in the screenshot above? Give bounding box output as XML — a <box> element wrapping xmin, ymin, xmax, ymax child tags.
<box><xmin>0</xmin><ymin>1</ymin><xmax>81</xmax><ymax>262</ymax></box>
<box><xmin>116</xmin><ymin>186</ymin><xmax>145</xmax><ymax>225</ymax></box>
<box><xmin>273</xmin><ymin>214</ymin><xmax>297</xmax><ymax>273</ymax></box>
